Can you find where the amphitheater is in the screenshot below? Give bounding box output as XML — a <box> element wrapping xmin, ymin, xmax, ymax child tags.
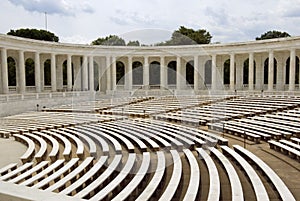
<box><xmin>0</xmin><ymin>34</ymin><xmax>299</xmax><ymax>201</ymax></box>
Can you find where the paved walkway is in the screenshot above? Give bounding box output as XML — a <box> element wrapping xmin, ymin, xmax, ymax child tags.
<box><xmin>0</xmin><ymin>138</ymin><xmax>26</xmax><ymax>166</ymax></box>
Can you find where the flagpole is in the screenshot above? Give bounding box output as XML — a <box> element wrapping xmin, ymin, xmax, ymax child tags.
<box><xmin>45</xmin><ymin>12</ymin><xmax>47</xmax><ymax>31</ymax></box>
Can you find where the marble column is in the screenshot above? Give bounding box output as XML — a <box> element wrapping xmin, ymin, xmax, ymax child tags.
<box><xmin>56</xmin><ymin>57</ymin><xmax>63</xmax><ymax>91</ymax></box>
<box><xmin>235</xmin><ymin>57</ymin><xmax>243</xmax><ymax>90</ymax></box>
<box><xmin>40</xmin><ymin>56</ymin><xmax>44</xmax><ymax>91</ymax></box>
<box><xmin>106</xmin><ymin>56</ymin><xmax>111</xmax><ymax>91</ymax></box>
<box><xmin>211</xmin><ymin>54</ymin><xmax>217</xmax><ymax>90</ymax></box>
<box><xmin>1</xmin><ymin>48</ymin><xmax>8</xmax><ymax>94</ymax></box>
<box><xmin>51</xmin><ymin>53</ymin><xmax>57</xmax><ymax>92</ymax></box>
<box><xmin>34</xmin><ymin>52</ymin><xmax>41</xmax><ymax>93</ymax></box>
<box><xmin>82</xmin><ymin>55</ymin><xmax>88</xmax><ymax>91</ymax></box>
<box><xmin>111</xmin><ymin>57</ymin><xmax>117</xmax><ymax>90</ymax></box>
<box><xmin>143</xmin><ymin>56</ymin><xmax>149</xmax><ymax>88</ymax></box>
<box><xmin>19</xmin><ymin>50</ymin><xmax>26</xmax><ymax>93</ymax></box>
<box><xmin>268</xmin><ymin>51</ymin><xmax>274</xmax><ymax>91</ymax></box>
<box><xmin>67</xmin><ymin>54</ymin><xmax>72</xmax><ymax>91</ymax></box>
<box><xmin>289</xmin><ymin>49</ymin><xmax>296</xmax><ymax>91</ymax></box>
<box><xmin>194</xmin><ymin>55</ymin><xmax>199</xmax><ymax>91</ymax></box>
<box><xmin>199</xmin><ymin>57</ymin><xmax>206</xmax><ymax>90</ymax></box>
<box><xmin>176</xmin><ymin>56</ymin><xmax>182</xmax><ymax>90</ymax></box>
<box><xmin>160</xmin><ymin>56</ymin><xmax>167</xmax><ymax>89</ymax></box>
<box><xmin>248</xmin><ymin>53</ymin><xmax>254</xmax><ymax>91</ymax></box>
<box><xmin>230</xmin><ymin>53</ymin><xmax>235</xmax><ymax>90</ymax></box>
<box><xmin>89</xmin><ymin>56</ymin><xmax>94</xmax><ymax>91</ymax></box>
<box><xmin>255</xmin><ymin>55</ymin><xmax>263</xmax><ymax>90</ymax></box>
<box><xmin>73</xmin><ymin>57</ymin><xmax>81</xmax><ymax>91</ymax></box>
<box><xmin>276</xmin><ymin>57</ymin><xmax>284</xmax><ymax>91</ymax></box>
<box><xmin>126</xmin><ymin>56</ymin><xmax>132</xmax><ymax>90</ymax></box>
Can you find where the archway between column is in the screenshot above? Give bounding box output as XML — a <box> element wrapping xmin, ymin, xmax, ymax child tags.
<box><xmin>149</xmin><ymin>61</ymin><xmax>160</xmax><ymax>88</ymax></box>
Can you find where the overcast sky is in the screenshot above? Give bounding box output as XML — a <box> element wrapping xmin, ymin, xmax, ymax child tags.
<box><xmin>1</xmin><ymin>0</ymin><xmax>300</xmax><ymax>45</ymax></box>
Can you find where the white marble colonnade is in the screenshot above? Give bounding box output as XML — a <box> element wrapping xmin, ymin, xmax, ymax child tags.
<box><xmin>1</xmin><ymin>34</ymin><xmax>300</xmax><ymax>94</ymax></box>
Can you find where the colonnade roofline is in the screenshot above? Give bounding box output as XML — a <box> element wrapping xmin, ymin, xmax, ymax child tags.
<box><xmin>1</xmin><ymin>33</ymin><xmax>300</xmax><ymax>57</ymax></box>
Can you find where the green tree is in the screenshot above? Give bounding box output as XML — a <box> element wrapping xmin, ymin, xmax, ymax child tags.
<box><xmin>127</xmin><ymin>40</ymin><xmax>140</xmax><ymax>46</ymax></box>
<box><xmin>92</xmin><ymin>35</ymin><xmax>126</xmax><ymax>46</ymax></box>
<box><xmin>256</xmin><ymin>30</ymin><xmax>291</xmax><ymax>40</ymax></box>
<box><xmin>7</xmin><ymin>28</ymin><xmax>59</xmax><ymax>42</ymax></box>
<box><xmin>157</xmin><ymin>26</ymin><xmax>212</xmax><ymax>46</ymax></box>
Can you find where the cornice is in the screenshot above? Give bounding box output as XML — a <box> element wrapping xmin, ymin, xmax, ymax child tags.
<box><xmin>1</xmin><ymin>33</ymin><xmax>300</xmax><ymax>57</ymax></box>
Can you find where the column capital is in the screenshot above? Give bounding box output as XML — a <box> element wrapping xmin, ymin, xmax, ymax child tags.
<box><xmin>144</xmin><ymin>56</ymin><xmax>149</xmax><ymax>64</ymax></box>
<box><xmin>211</xmin><ymin>54</ymin><xmax>217</xmax><ymax>60</ymax></box>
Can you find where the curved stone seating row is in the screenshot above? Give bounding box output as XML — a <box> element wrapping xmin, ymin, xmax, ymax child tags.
<box><xmin>8</xmin><ymin>161</ymin><xmax>50</xmax><ymax>184</ymax></box>
<box><xmin>117</xmin><ymin>120</ymin><xmax>172</xmax><ymax>150</ymax></box>
<box><xmin>0</xmin><ymin>162</ymin><xmax>34</xmax><ymax>182</ymax></box>
<box><xmin>0</xmin><ymin>112</ymin><xmax>124</xmax><ymax>137</ymax></box>
<box><xmin>0</xmin><ymin>163</ymin><xmax>18</xmax><ymax>176</ymax></box>
<box><xmin>106</xmin><ymin>121</ymin><xmax>160</xmax><ymax>151</ymax></box>
<box><xmin>60</xmin><ymin>128</ymin><xmax>98</xmax><ymax>158</ymax></box>
<box><xmin>268</xmin><ymin>140</ymin><xmax>300</xmax><ymax>161</ymax></box>
<box><xmin>210</xmin><ymin>106</ymin><xmax>300</xmax><ymax>142</ymax></box>
<box><xmin>13</xmin><ymin>134</ymin><xmax>35</xmax><ymax>164</ymax></box>
<box><xmin>137</xmin><ymin>119</ymin><xmax>228</xmax><ymax>145</ymax></box>
<box><xmin>135</xmin><ymin>151</ymin><xmax>166</xmax><ymax>200</ymax></box>
<box><xmin>42</xmin><ymin>130</ymin><xmax>72</xmax><ymax>160</ymax></box>
<box><xmin>23</xmin><ymin>133</ymin><xmax>48</xmax><ymax>162</ymax></box>
<box><xmin>238</xmin><ymin>118</ymin><xmax>292</xmax><ymax>139</ymax></box>
<box><xmin>112</xmin><ymin>120</ymin><xmax>185</xmax><ymax>150</ymax></box>
<box><xmin>68</xmin><ymin>126</ymin><xmax>110</xmax><ymax>156</ymax></box>
<box><xmin>209</xmin><ymin>147</ymin><xmax>244</xmax><ymax>201</ymax></box>
<box><xmin>33</xmin><ymin>131</ymin><xmax>60</xmax><ymax>162</ymax></box>
<box><xmin>196</xmin><ymin>148</ymin><xmax>220</xmax><ymax>201</ymax></box>
<box><xmin>210</xmin><ymin>121</ymin><xmax>270</xmax><ymax>142</ymax></box>
<box><xmin>71</xmin><ymin>154</ymin><xmax>123</xmax><ymax>199</ymax></box>
<box><xmin>157</xmin><ymin>96</ymin><xmax>300</xmax><ymax>128</ymax></box>
<box><xmin>0</xmin><ymin>117</ymin><xmax>297</xmax><ymax>200</ymax></box>
<box><xmin>85</xmin><ymin>125</ymin><xmax>127</xmax><ymax>154</ymax></box>
<box><xmin>100</xmin><ymin>95</ymin><xmax>226</xmax><ymax>118</ymax></box>
<box><xmin>233</xmin><ymin>145</ymin><xmax>296</xmax><ymax>201</ymax></box>
<box><xmin>203</xmin><ymin>97</ymin><xmax>300</xmax><ymax>143</ymax></box>
<box><xmin>291</xmin><ymin>137</ymin><xmax>300</xmax><ymax>145</ymax></box>
<box><xmin>221</xmin><ymin>146</ymin><xmax>269</xmax><ymax>201</ymax></box>
<box><xmin>42</xmin><ymin>96</ymin><xmax>154</xmax><ymax>113</ymax></box>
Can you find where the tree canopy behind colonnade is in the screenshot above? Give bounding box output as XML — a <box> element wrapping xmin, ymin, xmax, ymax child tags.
<box><xmin>256</xmin><ymin>30</ymin><xmax>291</xmax><ymax>40</ymax></box>
<box><xmin>156</xmin><ymin>26</ymin><xmax>212</xmax><ymax>45</ymax></box>
<box><xmin>7</xmin><ymin>28</ymin><xmax>59</xmax><ymax>42</ymax></box>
